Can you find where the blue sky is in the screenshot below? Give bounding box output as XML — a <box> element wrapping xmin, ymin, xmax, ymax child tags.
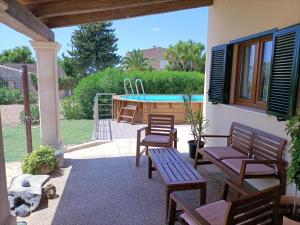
<box><xmin>0</xmin><ymin>7</ymin><xmax>208</xmax><ymax>58</ymax></box>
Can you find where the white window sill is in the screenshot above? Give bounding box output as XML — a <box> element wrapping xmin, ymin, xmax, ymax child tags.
<box><xmin>220</xmin><ymin>104</ymin><xmax>270</xmax><ymax>117</ymax></box>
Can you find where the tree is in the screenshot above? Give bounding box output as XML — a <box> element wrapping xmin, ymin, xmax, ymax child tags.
<box><xmin>0</xmin><ymin>46</ymin><xmax>35</xmax><ymax>63</ymax></box>
<box><xmin>164</xmin><ymin>40</ymin><xmax>206</xmax><ymax>73</ymax></box>
<box><xmin>68</xmin><ymin>22</ymin><xmax>121</xmax><ymax>75</ymax></box>
<box><xmin>58</xmin><ymin>54</ymin><xmax>79</xmax><ymax>78</ymax></box>
<box><xmin>122</xmin><ymin>49</ymin><xmax>151</xmax><ymax>71</ymax></box>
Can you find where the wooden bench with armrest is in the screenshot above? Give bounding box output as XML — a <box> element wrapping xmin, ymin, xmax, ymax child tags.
<box><xmin>194</xmin><ymin>122</ymin><xmax>287</xmax><ymax>192</ymax></box>
<box><xmin>168</xmin><ymin>180</ymin><xmax>282</xmax><ymax>225</ymax></box>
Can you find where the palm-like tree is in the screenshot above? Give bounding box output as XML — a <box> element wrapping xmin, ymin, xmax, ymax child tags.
<box><xmin>122</xmin><ymin>49</ymin><xmax>150</xmax><ymax>71</ymax></box>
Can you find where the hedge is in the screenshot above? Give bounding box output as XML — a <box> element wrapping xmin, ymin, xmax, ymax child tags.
<box><xmin>75</xmin><ymin>68</ymin><xmax>204</xmax><ymax>118</ymax></box>
<box><xmin>0</xmin><ymin>88</ymin><xmax>38</xmax><ymax>105</ymax></box>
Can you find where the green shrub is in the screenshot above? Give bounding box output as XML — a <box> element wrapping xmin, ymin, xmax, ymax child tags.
<box><xmin>0</xmin><ymin>88</ymin><xmax>23</xmax><ymax>104</ymax></box>
<box><xmin>75</xmin><ymin>68</ymin><xmax>204</xmax><ymax>118</ymax></box>
<box><xmin>61</xmin><ymin>96</ymin><xmax>85</xmax><ymax>119</ymax></box>
<box><xmin>19</xmin><ymin>104</ymin><xmax>40</xmax><ymax>125</ymax></box>
<box><xmin>58</xmin><ymin>76</ymin><xmax>79</xmax><ymax>90</ymax></box>
<box><xmin>22</xmin><ymin>146</ymin><xmax>56</xmax><ymax>175</ymax></box>
<box><xmin>29</xmin><ymin>92</ymin><xmax>38</xmax><ymax>104</ymax></box>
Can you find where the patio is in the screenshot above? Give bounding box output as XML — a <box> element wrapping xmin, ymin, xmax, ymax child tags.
<box><xmin>5</xmin><ymin>124</ymin><xmax>236</xmax><ymax>225</ymax></box>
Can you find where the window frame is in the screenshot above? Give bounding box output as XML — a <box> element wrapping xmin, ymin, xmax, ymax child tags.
<box><xmin>234</xmin><ymin>36</ymin><xmax>273</xmax><ymax>109</ymax></box>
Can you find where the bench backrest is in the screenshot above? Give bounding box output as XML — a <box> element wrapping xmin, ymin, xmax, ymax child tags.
<box><xmin>148</xmin><ymin>114</ymin><xmax>174</xmax><ymax>136</ymax></box>
<box><xmin>252</xmin><ymin>129</ymin><xmax>286</xmax><ymax>161</ymax></box>
<box><xmin>229</xmin><ymin>122</ymin><xmax>287</xmax><ymax>161</ymax></box>
<box><xmin>229</xmin><ymin>122</ymin><xmax>253</xmax><ymax>156</ymax></box>
<box><xmin>226</xmin><ymin>185</ymin><xmax>281</xmax><ymax>225</ymax></box>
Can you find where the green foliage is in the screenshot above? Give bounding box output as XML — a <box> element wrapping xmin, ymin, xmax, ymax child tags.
<box><xmin>0</xmin><ymin>46</ymin><xmax>35</xmax><ymax>63</ymax></box>
<box><xmin>68</xmin><ymin>22</ymin><xmax>121</xmax><ymax>75</ymax></box>
<box><xmin>58</xmin><ymin>76</ymin><xmax>79</xmax><ymax>90</ymax></box>
<box><xmin>164</xmin><ymin>40</ymin><xmax>206</xmax><ymax>73</ymax></box>
<box><xmin>75</xmin><ymin>68</ymin><xmax>204</xmax><ymax>118</ymax></box>
<box><xmin>61</xmin><ymin>96</ymin><xmax>85</xmax><ymax>120</ymax></box>
<box><xmin>286</xmin><ymin>112</ymin><xmax>300</xmax><ymax>192</ymax></box>
<box><xmin>58</xmin><ymin>55</ymin><xmax>80</xmax><ymax>78</ymax></box>
<box><xmin>19</xmin><ymin>104</ymin><xmax>40</xmax><ymax>125</ymax></box>
<box><xmin>122</xmin><ymin>49</ymin><xmax>151</xmax><ymax>71</ymax></box>
<box><xmin>184</xmin><ymin>93</ymin><xmax>208</xmax><ymax>143</ymax></box>
<box><xmin>30</xmin><ymin>73</ymin><xmax>38</xmax><ymax>90</ymax></box>
<box><xmin>0</xmin><ymin>88</ymin><xmax>23</xmax><ymax>104</ymax></box>
<box><xmin>22</xmin><ymin>146</ymin><xmax>56</xmax><ymax>175</ymax></box>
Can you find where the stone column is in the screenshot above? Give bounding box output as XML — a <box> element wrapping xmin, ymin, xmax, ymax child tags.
<box><xmin>0</xmin><ymin>114</ymin><xmax>16</xmax><ymax>225</ymax></box>
<box><xmin>31</xmin><ymin>41</ymin><xmax>61</xmax><ymax>147</ymax></box>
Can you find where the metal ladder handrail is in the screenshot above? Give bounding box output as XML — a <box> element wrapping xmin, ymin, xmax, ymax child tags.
<box><xmin>124</xmin><ymin>78</ymin><xmax>134</xmax><ymax>95</ymax></box>
<box><xmin>135</xmin><ymin>79</ymin><xmax>145</xmax><ymax>96</ymax></box>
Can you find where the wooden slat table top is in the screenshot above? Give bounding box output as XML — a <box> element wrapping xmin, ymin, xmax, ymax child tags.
<box><xmin>148</xmin><ymin>148</ymin><xmax>184</xmax><ymax>163</ymax></box>
<box><xmin>149</xmin><ymin>148</ymin><xmax>206</xmax><ymax>186</ymax></box>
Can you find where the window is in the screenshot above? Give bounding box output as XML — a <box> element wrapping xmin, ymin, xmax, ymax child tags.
<box><xmin>235</xmin><ymin>37</ymin><xmax>273</xmax><ymax>109</ymax></box>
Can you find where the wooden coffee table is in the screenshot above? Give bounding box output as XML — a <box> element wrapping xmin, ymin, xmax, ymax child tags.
<box><xmin>148</xmin><ymin>148</ymin><xmax>207</xmax><ymax>221</ymax></box>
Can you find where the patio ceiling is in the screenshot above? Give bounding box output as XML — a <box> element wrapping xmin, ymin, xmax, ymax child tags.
<box><xmin>18</xmin><ymin>0</ymin><xmax>214</xmax><ymax>28</ymax></box>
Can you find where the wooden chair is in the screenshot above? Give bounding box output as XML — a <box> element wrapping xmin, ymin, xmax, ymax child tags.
<box><xmin>168</xmin><ymin>180</ymin><xmax>282</xmax><ymax>225</ymax></box>
<box><xmin>136</xmin><ymin>114</ymin><xmax>177</xmax><ymax>167</ymax></box>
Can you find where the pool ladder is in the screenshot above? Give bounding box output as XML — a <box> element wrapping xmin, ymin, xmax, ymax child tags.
<box><xmin>119</xmin><ymin>78</ymin><xmax>145</xmax><ymax>124</ymax></box>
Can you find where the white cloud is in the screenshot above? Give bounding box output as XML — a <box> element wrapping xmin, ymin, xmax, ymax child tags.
<box><xmin>152</xmin><ymin>27</ymin><xmax>160</xmax><ymax>32</ymax></box>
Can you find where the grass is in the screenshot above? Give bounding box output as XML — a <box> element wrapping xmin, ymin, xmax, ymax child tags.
<box><xmin>3</xmin><ymin>120</ymin><xmax>93</xmax><ymax>162</ymax></box>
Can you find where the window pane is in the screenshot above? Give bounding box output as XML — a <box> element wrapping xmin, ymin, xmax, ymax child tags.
<box><xmin>239</xmin><ymin>44</ymin><xmax>256</xmax><ymax>99</ymax></box>
<box><xmin>259</xmin><ymin>41</ymin><xmax>272</xmax><ymax>101</ymax></box>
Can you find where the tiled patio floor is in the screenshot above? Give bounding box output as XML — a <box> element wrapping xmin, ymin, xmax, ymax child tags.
<box><xmin>4</xmin><ymin>124</ymin><xmax>258</xmax><ymax>225</ymax></box>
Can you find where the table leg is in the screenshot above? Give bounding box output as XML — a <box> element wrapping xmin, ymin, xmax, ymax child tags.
<box><xmin>166</xmin><ymin>188</ymin><xmax>171</xmax><ymax>223</ymax></box>
<box><xmin>200</xmin><ymin>184</ymin><xmax>206</xmax><ymax>205</ymax></box>
<box><xmin>148</xmin><ymin>156</ymin><xmax>152</xmax><ymax>179</ymax></box>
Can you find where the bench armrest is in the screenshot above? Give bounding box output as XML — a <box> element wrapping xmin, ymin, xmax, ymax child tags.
<box><xmin>137</xmin><ymin>126</ymin><xmax>148</xmax><ymax>133</ymax></box>
<box><xmin>169</xmin><ymin>192</ymin><xmax>211</xmax><ymax>225</ymax></box>
<box><xmin>240</xmin><ymin>159</ymin><xmax>280</xmax><ymax>178</ymax></box>
<box><xmin>137</xmin><ymin>126</ymin><xmax>148</xmax><ymax>142</ymax></box>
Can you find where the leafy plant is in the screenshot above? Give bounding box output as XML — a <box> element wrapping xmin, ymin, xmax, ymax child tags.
<box><xmin>22</xmin><ymin>146</ymin><xmax>56</xmax><ymax>175</ymax></box>
<box><xmin>184</xmin><ymin>93</ymin><xmax>208</xmax><ymax>144</ymax></box>
<box><xmin>19</xmin><ymin>104</ymin><xmax>40</xmax><ymax>125</ymax></box>
<box><xmin>0</xmin><ymin>88</ymin><xmax>23</xmax><ymax>104</ymax></box>
<box><xmin>58</xmin><ymin>76</ymin><xmax>79</xmax><ymax>90</ymax></box>
<box><xmin>286</xmin><ymin>112</ymin><xmax>300</xmax><ymax>216</ymax></box>
<box><xmin>61</xmin><ymin>96</ymin><xmax>85</xmax><ymax>120</ymax></box>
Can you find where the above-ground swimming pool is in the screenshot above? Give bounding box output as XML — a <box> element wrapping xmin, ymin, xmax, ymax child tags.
<box><xmin>113</xmin><ymin>94</ymin><xmax>203</xmax><ymax>124</ymax></box>
<box><xmin>119</xmin><ymin>94</ymin><xmax>203</xmax><ymax>102</ymax></box>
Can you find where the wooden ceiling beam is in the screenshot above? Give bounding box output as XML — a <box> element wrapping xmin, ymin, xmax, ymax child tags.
<box><xmin>43</xmin><ymin>0</ymin><xmax>213</xmax><ymax>28</ymax></box>
<box><xmin>26</xmin><ymin>0</ymin><xmax>181</xmax><ymax>19</ymax></box>
<box><xmin>0</xmin><ymin>0</ymin><xmax>54</xmax><ymax>41</ymax></box>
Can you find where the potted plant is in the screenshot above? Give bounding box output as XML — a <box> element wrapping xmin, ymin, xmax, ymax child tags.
<box><xmin>184</xmin><ymin>94</ymin><xmax>209</xmax><ymax>159</ymax></box>
<box><xmin>282</xmin><ymin>113</ymin><xmax>300</xmax><ymax>224</ymax></box>
<box><xmin>22</xmin><ymin>146</ymin><xmax>56</xmax><ymax>175</ymax></box>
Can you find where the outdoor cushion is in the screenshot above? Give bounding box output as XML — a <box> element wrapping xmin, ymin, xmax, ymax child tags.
<box><xmin>221</xmin><ymin>159</ymin><xmax>276</xmax><ymax>176</ymax></box>
<box><xmin>141</xmin><ymin>135</ymin><xmax>170</xmax><ymax>144</ymax></box>
<box><xmin>181</xmin><ymin>200</ymin><xmax>229</xmax><ymax>225</ymax></box>
<box><xmin>204</xmin><ymin>147</ymin><xmax>247</xmax><ymax>160</ymax></box>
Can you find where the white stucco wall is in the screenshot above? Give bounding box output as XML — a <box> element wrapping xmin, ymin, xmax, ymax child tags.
<box><xmin>205</xmin><ymin>0</ymin><xmax>300</xmax><ymax>195</ymax></box>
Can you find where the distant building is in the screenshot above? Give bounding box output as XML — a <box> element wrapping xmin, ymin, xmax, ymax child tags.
<box><xmin>142</xmin><ymin>46</ymin><xmax>168</xmax><ymax>70</ymax></box>
<box><xmin>0</xmin><ymin>63</ymin><xmax>66</xmax><ymax>92</ymax></box>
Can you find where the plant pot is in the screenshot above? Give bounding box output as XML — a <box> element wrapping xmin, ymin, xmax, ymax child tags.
<box><xmin>188</xmin><ymin>140</ymin><xmax>205</xmax><ymax>159</ymax></box>
<box><xmin>280</xmin><ymin>195</ymin><xmax>300</xmax><ymax>224</ymax></box>
<box><xmin>39</xmin><ymin>164</ymin><xmax>52</xmax><ymax>175</ymax></box>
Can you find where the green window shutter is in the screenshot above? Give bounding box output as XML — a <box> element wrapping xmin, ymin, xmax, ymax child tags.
<box><xmin>267</xmin><ymin>25</ymin><xmax>300</xmax><ymax>119</ymax></box>
<box><xmin>208</xmin><ymin>44</ymin><xmax>233</xmax><ymax>104</ymax></box>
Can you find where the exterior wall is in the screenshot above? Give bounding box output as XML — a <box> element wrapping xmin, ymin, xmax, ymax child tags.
<box><xmin>205</xmin><ymin>0</ymin><xmax>300</xmax><ymax>195</ymax></box>
<box><xmin>142</xmin><ymin>47</ymin><xmax>167</xmax><ymax>70</ymax></box>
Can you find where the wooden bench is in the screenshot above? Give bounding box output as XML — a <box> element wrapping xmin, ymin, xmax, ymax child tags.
<box><xmin>148</xmin><ymin>148</ymin><xmax>207</xmax><ymax>222</ymax></box>
<box><xmin>194</xmin><ymin>122</ymin><xmax>287</xmax><ymax>192</ymax></box>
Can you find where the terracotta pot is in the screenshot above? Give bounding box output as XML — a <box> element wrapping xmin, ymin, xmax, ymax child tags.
<box><xmin>39</xmin><ymin>164</ymin><xmax>52</xmax><ymax>175</ymax></box>
<box><xmin>281</xmin><ymin>196</ymin><xmax>300</xmax><ymax>225</ymax></box>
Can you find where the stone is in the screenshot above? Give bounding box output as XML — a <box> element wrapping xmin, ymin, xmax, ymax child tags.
<box><xmin>15</xmin><ymin>204</ymin><xmax>30</xmax><ymax>217</ymax></box>
<box><xmin>55</xmin><ymin>150</ymin><xmax>64</xmax><ymax>168</ymax></box>
<box><xmin>21</xmin><ymin>179</ymin><xmax>31</xmax><ymax>187</ymax></box>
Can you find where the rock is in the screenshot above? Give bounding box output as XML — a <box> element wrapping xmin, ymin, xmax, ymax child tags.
<box><xmin>16</xmin><ymin>204</ymin><xmax>30</xmax><ymax>217</ymax></box>
<box><xmin>55</xmin><ymin>150</ymin><xmax>64</xmax><ymax>168</ymax></box>
<box><xmin>21</xmin><ymin>179</ymin><xmax>31</xmax><ymax>187</ymax></box>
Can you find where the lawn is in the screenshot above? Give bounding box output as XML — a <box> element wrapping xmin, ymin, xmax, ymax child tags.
<box><xmin>3</xmin><ymin>120</ymin><xmax>93</xmax><ymax>162</ymax></box>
